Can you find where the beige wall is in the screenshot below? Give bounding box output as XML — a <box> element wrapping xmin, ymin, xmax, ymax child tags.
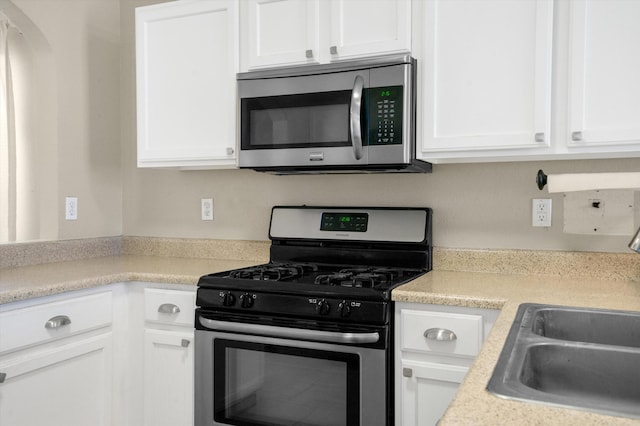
<box><xmin>7</xmin><ymin>0</ymin><xmax>640</xmax><ymax>254</ymax></box>
<box><xmin>119</xmin><ymin>0</ymin><xmax>640</xmax><ymax>253</ymax></box>
<box><xmin>6</xmin><ymin>0</ymin><xmax>122</xmax><ymax>242</ymax></box>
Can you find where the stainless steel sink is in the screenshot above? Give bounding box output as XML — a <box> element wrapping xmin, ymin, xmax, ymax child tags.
<box><xmin>487</xmin><ymin>303</ymin><xmax>640</xmax><ymax>418</ymax></box>
<box><xmin>531</xmin><ymin>307</ymin><xmax>640</xmax><ymax>347</ymax></box>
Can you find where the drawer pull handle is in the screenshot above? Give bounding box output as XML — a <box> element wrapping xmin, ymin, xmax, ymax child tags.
<box><xmin>424</xmin><ymin>328</ymin><xmax>457</xmax><ymax>341</ymax></box>
<box><xmin>181</xmin><ymin>339</ymin><xmax>190</xmax><ymax>348</ymax></box>
<box><xmin>45</xmin><ymin>315</ymin><xmax>71</xmax><ymax>329</ymax></box>
<box><xmin>158</xmin><ymin>303</ymin><xmax>180</xmax><ymax>314</ymax></box>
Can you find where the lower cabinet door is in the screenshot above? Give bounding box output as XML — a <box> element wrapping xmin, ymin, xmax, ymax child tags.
<box><xmin>0</xmin><ymin>333</ymin><xmax>113</xmax><ymax>426</ymax></box>
<box><xmin>401</xmin><ymin>360</ymin><xmax>468</xmax><ymax>426</ymax></box>
<box><xmin>143</xmin><ymin>328</ymin><xmax>194</xmax><ymax>426</ymax></box>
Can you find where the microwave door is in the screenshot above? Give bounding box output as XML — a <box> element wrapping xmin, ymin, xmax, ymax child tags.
<box><xmin>238</xmin><ymin>70</ymin><xmax>370</xmax><ymax>169</ymax></box>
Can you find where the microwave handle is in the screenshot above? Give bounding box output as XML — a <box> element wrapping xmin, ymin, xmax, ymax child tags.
<box><xmin>349</xmin><ymin>75</ymin><xmax>365</xmax><ymax>160</ymax></box>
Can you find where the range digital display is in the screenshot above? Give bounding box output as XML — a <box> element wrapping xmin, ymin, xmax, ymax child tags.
<box><xmin>320</xmin><ymin>212</ymin><xmax>368</xmax><ymax>232</ymax></box>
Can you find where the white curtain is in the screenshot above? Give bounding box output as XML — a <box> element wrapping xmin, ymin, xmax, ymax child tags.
<box><xmin>0</xmin><ymin>17</ymin><xmax>16</xmax><ymax>243</ymax></box>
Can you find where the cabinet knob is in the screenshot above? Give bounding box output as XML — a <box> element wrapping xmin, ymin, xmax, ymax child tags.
<box><xmin>305</xmin><ymin>49</ymin><xmax>314</xmax><ymax>59</ymax></box>
<box><xmin>572</xmin><ymin>131</ymin><xmax>583</xmax><ymax>142</ymax></box>
<box><xmin>330</xmin><ymin>45</ymin><xmax>338</xmax><ymax>55</ymax></box>
<box><xmin>424</xmin><ymin>328</ymin><xmax>457</xmax><ymax>341</ymax></box>
<box><xmin>402</xmin><ymin>368</ymin><xmax>413</xmax><ymax>378</ymax></box>
<box><xmin>44</xmin><ymin>315</ymin><xmax>71</xmax><ymax>329</ymax></box>
<box><xmin>535</xmin><ymin>132</ymin><xmax>545</xmax><ymax>143</ymax></box>
<box><xmin>158</xmin><ymin>303</ymin><xmax>180</xmax><ymax>314</ymax></box>
<box><xmin>226</xmin><ymin>147</ymin><xmax>234</xmax><ymax>156</ymax></box>
<box><xmin>181</xmin><ymin>339</ymin><xmax>190</xmax><ymax>348</ymax></box>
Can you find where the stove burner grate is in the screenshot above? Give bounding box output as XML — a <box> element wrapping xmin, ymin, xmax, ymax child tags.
<box><xmin>228</xmin><ymin>263</ymin><xmax>318</xmax><ymax>281</ymax></box>
<box><xmin>313</xmin><ymin>267</ymin><xmax>407</xmax><ymax>288</ymax></box>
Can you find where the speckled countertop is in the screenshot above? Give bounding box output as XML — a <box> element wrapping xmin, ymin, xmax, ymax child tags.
<box><xmin>0</xmin><ymin>255</ymin><xmax>258</xmax><ymax>304</ymax></box>
<box><xmin>3</xmin><ymin>237</ymin><xmax>640</xmax><ymax>424</ymax></box>
<box><xmin>393</xmin><ymin>271</ymin><xmax>640</xmax><ymax>425</ymax></box>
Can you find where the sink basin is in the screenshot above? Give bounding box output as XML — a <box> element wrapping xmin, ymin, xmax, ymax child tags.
<box><xmin>531</xmin><ymin>307</ymin><xmax>640</xmax><ymax>347</ymax></box>
<box><xmin>487</xmin><ymin>303</ymin><xmax>640</xmax><ymax>418</ymax></box>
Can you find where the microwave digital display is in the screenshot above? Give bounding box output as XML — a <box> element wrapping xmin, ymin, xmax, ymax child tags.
<box><xmin>366</xmin><ymin>86</ymin><xmax>403</xmax><ymax>146</ymax></box>
<box><xmin>320</xmin><ymin>213</ymin><xmax>368</xmax><ymax>232</ymax></box>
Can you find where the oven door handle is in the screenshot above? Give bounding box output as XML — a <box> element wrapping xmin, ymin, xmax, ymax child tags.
<box><xmin>199</xmin><ymin>317</ymin><xmax>379</xmax><ymax>344</ymax></box>
<box><xmin>349</xmin><ymin>75</ymin><xmax>365</xmax><ymax>160</ymax></box>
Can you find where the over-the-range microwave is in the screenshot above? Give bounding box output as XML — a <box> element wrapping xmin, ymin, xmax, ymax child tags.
<box><xmin>236</xmin><ymin>55</ymin><xmax>431</xmax><ymax>174</ymax></box>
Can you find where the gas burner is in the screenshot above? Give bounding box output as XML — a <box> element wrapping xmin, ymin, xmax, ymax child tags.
<box><xmin>314</xmin><ymin>268</ymin><xmax>404</xmax><ymax>288</ymax></box>
<box><xmin>228</xmin><ymin>263</ymin><xmax>318</xmax><ymax>281</ymax></box>
<box><xmin>352</xmin><ymin>273</ymin><xmax>388</xmax><ymax>288</ymax></box>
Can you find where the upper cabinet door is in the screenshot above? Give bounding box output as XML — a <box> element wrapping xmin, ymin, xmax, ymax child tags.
<box><xmin>419</xmin><ymin>0</ymin><xmax>553</xmax><ymax>158</ymax></box>
<box><xmin>568</xmin><ymin>0</ymin><xmax>640</xmax><ymax>149</ymax></box>
<box><xmin>242</xmin><ymin>0</ymin><xmax>411</xmax><ymax>70</ymax></box>
<box><xmin>136</xmin><ymin>0</ymin><xmax>238</xmax><ymax>168</ymax></box>
<box><xmin>245</xmin><ymin>0</ymin><xmax>321</xmax><ymax>68</ymax></box>
<box><xmin>329</xmin><ymin>0</ymin><xmax>411</xmax><ymax>61</ymax></box>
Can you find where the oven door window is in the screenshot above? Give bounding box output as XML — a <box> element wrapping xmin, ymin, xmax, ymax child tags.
<box><xmin>241</xmin><ymin>91</ymin><xmax>354</xmax><ymax>150</ymax></box>
<box><xmin>214</xmin><ymin>339</ymin><xmax>359</xmax><ymax>426</ymax></box>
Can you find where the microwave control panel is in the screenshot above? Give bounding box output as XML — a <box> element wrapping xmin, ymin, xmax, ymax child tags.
<box><xmin>367</xmin><ymin>86</ymin><xmax>403</xmax><ymax>146</ymax></box>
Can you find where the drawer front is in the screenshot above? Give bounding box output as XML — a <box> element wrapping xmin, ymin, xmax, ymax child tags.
<box><xmin>144</xmin><ymin>288</ymin><xmax>195</xmax><ymax>326</ymax></box>
<box><xmin>0</xmin><ymin>291</ymin><xmax>113</xmax><ymax>353</ymax></box>
<box><xmin>400</xmin><ymin>309</ymin><xmax>483</xmax><ymax>357</ymax></box>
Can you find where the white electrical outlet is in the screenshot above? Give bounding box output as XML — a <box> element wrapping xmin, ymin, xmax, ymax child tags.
<box><xmin>532</xmin><ymin>198</ymin><xmax>552</xmax><ymax>227</ymax></box>
<box><xmin>65</xmin><ymin>197</ymin><xmax>78</xmax><ymax>220</ymax></box>
<box><xmin>201</xmin><ymin>198</ymin><xmax>214</xmax><ymax>221</ymax></box>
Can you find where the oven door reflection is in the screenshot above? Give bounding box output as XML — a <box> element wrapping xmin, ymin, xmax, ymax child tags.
<box><xmin>215</xmin><ymin>339</ymin><xmax>358</xmax><ymax>426</ymax></box>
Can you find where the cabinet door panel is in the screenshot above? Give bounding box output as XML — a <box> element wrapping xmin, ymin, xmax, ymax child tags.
<box><xmin>247</xmin><ymin>0</ymin><xmax>320</xmax><ymax>68</ymax></box>
<box><xmin>401</xmin><ymin>360</ymin><xmax>467</xmax><ymax>426</ymax></box>
<box><xmin>569</xmin><ymin>0</ymin><xmax>640</xmax><ymax>147</ymax></box>
<box><xmin>330</xmin><ymin>0</ymin><xmax>411</xmax><ymax>60</ymax></box>
<box><xmin>0</xmin><ymin>334</ymin><xmax>113</xmax><ymax>426</ymax></box>
<box><xmin>421</xmin><ymin>0</ymin><xmax>553</xmax><ymax>153</ymax></box>
<box><xmin>136</xmin><ymin>0</ymin><xmax>237</xmax><ymax>167</ymax></box>
<box><xmin>143</xmin><ymin>329</ymin><xmax>194</xmax><ymax>426</ymax></box>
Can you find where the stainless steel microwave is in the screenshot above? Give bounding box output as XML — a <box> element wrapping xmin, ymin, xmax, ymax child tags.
<box><xmin>237</xmin><ymin>55</ymin><xmax>431</xmax><ymax>174</ymax></box>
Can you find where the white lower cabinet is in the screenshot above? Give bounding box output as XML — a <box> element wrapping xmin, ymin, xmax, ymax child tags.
<box><xmin>395</xmin><ymin>302</ymin><xmax>499</xmax><ymax>426</ymax></box>
<box><xmin>142</xmin><ymin>286</ymin><xmax>196</xmax><ymax>426</ymax></box>
<box><xmin>143</xmin><ymin>329</ymin><xmax>194</xmax><ymax>426</ymax></box>
<box><xmin>0</xmin><ymin>282</ymin><xmax>197</xmax><ymax>426</ymax></box>
<box><xmin>0</xmin><ymin>289</ymin><xmax>114</xmax><ymax>426</ymax></box>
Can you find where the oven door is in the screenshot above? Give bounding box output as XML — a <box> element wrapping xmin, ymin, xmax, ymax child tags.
<box><xmin>195</xmin><ymin>313</ymin><xmax>388</xmax><ymax>426</ymax></box>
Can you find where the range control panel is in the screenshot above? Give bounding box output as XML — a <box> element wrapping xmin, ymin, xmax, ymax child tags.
<box><xmin>196</xmin><ymin>289</ymin><xmax>389</xmax><ymax>325</ymax></box>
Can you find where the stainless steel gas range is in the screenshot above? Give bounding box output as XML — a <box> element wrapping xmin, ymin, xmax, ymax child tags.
<box><xmin>194</xmin><ymin>206</ymin><xmax>432</xmax><ymax>426</ymax></box>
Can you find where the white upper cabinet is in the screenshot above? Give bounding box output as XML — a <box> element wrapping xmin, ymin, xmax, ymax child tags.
<box><xmin>418</xmin><ymin>0</ymin><xmax>554</xmax><ymax>162</ymax></box>
<box><xmin>244</xmin><ymin>0</ymin><xmax>321</xmax><ymax>68</ymax></box>
<box><xmin>567</xmin><ymin>0</ymin><xmax>640</xmax><ymax>153</ymax></box>
<box><xmin>136</xmin><ymin>0</ymin><xmax>238</xmax><ymax>168</ymax></box>
<box><xmin>329</xmin><ymin>0</ymin><xmax>411</xmax><ymax>61</ymax></box>
<box><xmin>241</xmin><ymin>0</ymin><xmax>411</xmax><ymax>70</ymax></box>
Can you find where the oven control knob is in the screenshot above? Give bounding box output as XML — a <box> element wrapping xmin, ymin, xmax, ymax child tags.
<box><xmin>315</xmin><ymin>299</ymin><xmax>330</xmax><ymax>315</ymax></box>
<box><xmin>240</xmin><ymin>293</ymin><xmax>254</xmax><ymax>308</ymax></box>
<box><xmin>220</xmin><ymin>291</ymin><xmax>236</xmax><ymax>307</ymax></box>
<box><xmin>338</xmin><ymin>301</ymin><xmax>351</xmax><ymax>317</ymax></box>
